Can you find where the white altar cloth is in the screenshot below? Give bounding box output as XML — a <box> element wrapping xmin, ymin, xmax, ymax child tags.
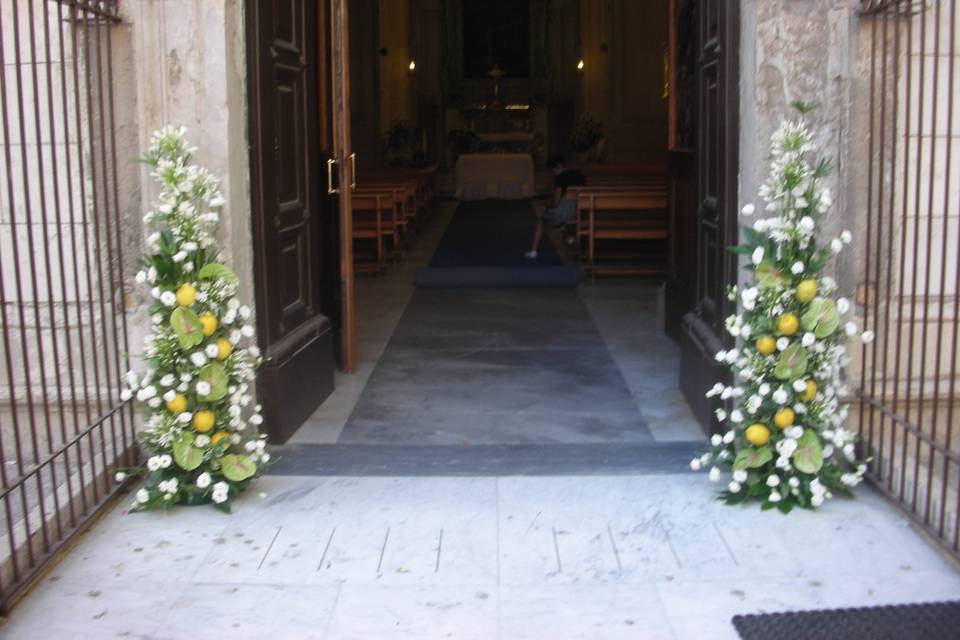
<box><xmin>455</xmin><ymin>153</ymin><xmax>536</xmax><ymax>200</ymax></box>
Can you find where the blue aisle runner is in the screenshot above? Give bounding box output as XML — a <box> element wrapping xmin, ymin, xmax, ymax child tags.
<box><xmin>415</xmin><ymin>199</ymin><xmax>578</xmax><ymax>288</ymax></box>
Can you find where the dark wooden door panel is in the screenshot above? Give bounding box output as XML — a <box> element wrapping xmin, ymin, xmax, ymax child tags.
<box><xmin>678</xmin><ymin>0</ymin><xmax>739</xmax><ymax>434</ymax></box>
<box><xmin>248</xmin><ymin>0</ymin><xmax>337</xmax><ymax>442</ymax></box>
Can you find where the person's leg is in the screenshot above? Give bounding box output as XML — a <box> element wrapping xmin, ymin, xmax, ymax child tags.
<box><xmin>528</xmin><ymin>218</ymin><xmax>544</xmax><ymax>253</ymax></box>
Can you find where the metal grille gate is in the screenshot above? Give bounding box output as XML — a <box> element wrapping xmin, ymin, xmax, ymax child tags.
<box><xmin>0</xmin><ymin>0</ymin><xmax>132</xmax><ymax>611</ymax></box>
<box><xmin>858</xmin><ymin>0</ymin><xmax>960</xmax><ymax>560</ymax></box>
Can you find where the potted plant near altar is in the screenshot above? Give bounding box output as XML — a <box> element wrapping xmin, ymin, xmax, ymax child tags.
<box><xmin>447</xmin><ymin>127</ymin><xmax>481</xmax><ymax>163</ymax></box>
<box><xmin>570</xmin><ymin>115</ymin><xmax>605</xmax><ymax>164</ymax></box>
<box><xmin>383</xmin><ymin>120</ymin><xmax>426</xmax><ymax>167</ymax></box>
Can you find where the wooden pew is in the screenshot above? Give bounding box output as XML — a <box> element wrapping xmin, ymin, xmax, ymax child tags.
<box><xmin>575</xmin><ymin>190</ymin><xmax>668</xmax><ymax>275</ymax></box>
<box><xmin>350</xmin><ymin>192</ymin><xmax>389</xmax><ymax>273</ymax></box>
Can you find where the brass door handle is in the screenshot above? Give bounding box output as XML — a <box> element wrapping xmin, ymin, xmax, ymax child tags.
<box><xmin>349</xmin><ymin>152</ymin><xmax>357</xmax><ymax>190</ymax></box>
<box><xmin>327</xmin><ymin>158</ymin><xmax>339</xmax><ymax>194</ymax></box>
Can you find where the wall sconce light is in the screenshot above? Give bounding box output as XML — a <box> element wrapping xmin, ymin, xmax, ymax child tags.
<box><xmin>408</xmin><ymin>60</ymin><xmax>416</xmax><ymax>73</ymax></box>
<box><xmin>576</xmin><ymin>59</ymin><xmax>584</xmax><ymax>72</ymax></box>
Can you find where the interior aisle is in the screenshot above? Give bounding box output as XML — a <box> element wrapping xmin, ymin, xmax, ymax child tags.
<box><xmin>274</xmin><ymin>199</ymin><xmax>702</xmax><ymax>473</ymax></box>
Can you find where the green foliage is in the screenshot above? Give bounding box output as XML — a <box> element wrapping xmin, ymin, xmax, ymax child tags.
<box><xmin>792</xmin><ymin>428</ymin><xmax>824</xmax><ymax>474</ymax></box>
<box><xmin>801</xmin><ymin>297</ymin><xmax>840</xmax><ymax>339</ymax></box>
<box><xmin>733</xmin><ymin>446</ymin><xmax>773</xmax><ymax>470</ymax></box>
<box><xmin>220</xmin><ymin>454</ymin><xmax>257</xmax><ymax>482</ymax></box>
<box><xmin>570</xmin><ymin>115</ymin><xmax>604</xmax><ymax>153</ymax></box>
<box><xmin>197</xmin><ymin>363</ymin><xmax>229</xmax><ymax>402</ymax></box>
<box><xmin>198</xmin><ymin>263</ymin><xmax>238</xmax><ymax>286</ymax></box>
<box><xmin>170</xmin><ymin>306</ymin><xmax>204</xmax><ymax>349</ymax></box>
<box><xmin>172</xmin><ymin>433</ymin><xmax>204</xmax><ymax>471</ymax></box>
<box><xmin>774</xmin><ymin>343</ymin><xmax>809</xmax><ymax>380</ymax></box>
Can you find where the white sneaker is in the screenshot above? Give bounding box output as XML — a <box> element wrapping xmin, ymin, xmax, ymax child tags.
<box><xmin>524</xmin><ymin>250</ymin><xmax>538</xmax><ymax>259</ymax></box>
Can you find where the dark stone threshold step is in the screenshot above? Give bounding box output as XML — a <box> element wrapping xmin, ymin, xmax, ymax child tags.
<box><xmin>415</xmin><ymin>266</ymin><xmax>579</xmax><ymax>288</ymax></box>
<box><xmin>266</xmin><ymin>441</ymin><xmax>703</xmax><ymax>476</ymax></box>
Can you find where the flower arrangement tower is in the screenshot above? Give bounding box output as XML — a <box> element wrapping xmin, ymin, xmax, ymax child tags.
<box><xmin>121</xmin><ymin>127</ymin><xmax>268</xmax><ymax>511</ymax></box>
<box><xmin>693</xmin><ymin>105</ymin><xmax>873</xmax><ymax>512</ymax></box>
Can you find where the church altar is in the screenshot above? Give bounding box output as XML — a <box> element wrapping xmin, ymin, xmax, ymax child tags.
<box><xmin>455</xmin><ymin>153</ymin><xmax>536</xmax><ymax>200</ymax></box>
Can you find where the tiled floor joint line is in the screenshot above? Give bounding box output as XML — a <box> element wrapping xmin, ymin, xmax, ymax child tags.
<box><xmin>552</xmin><ymin>525</ymin><xmax>563</xmax><ymax>573</ymax></box>
<box><xmin>607</xmin><ymin>522</ymin><xmax>624</xmax><ymax>576</ymax></box>
<box><xmin>435</xmin><ymin>527</ymin><xmax>443</xmax><ymax>573</ymax></box>
<box><xmin>714</xmin><ymin>520</ymin><xmax>740</xmax><ymax>566</ymax></box>
<box><xmin>376</xmin><ymin>527</ymin><xmax>390</xmax><ymax>574</ymax></box>
<box><xmin>317</xmin><ymin>526</ymin><xmax>336</xmax><ymax>571</ymax></box>
<box><xmin>257</xmin><ymin>526</ymin><xmax>281</xmax><ymax>570</ymax></box>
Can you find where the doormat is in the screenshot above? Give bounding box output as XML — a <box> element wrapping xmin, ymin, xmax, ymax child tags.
<box><xmin>733</xmin><ymin>601</ymin><xmax>960</xmax><ymax>640</ymax></box>
<box><xmin>415</xmin><ymin>200</ymin><xmax>578</xmax><ymax>288</ymax></box>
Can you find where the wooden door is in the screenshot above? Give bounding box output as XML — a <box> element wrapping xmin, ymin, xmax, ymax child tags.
<box><xmin>247</xmin><ymin>0</ymin><xmax>340</xmax><ymax>442</ymax></box>
<box><xmin>677</xmin><ymin>0</ymin><xmax>740</xmax><ymax>433</ymax></box>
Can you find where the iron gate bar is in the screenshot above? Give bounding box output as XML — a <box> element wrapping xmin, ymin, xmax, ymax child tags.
<box><xmin>0</xmin><ymin>0</ymin><xmax>130</xmax><ymax>613</ymax></box>
<box><xmin>859</xmin><ymin>0</ymin><xmax>960</xmax><ymax>561</ymax></box>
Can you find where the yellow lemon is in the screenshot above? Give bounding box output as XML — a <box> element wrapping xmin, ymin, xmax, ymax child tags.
<box><xmin>165</xmin><ymin>393</ymin><xmax>187</xmax><ymax>414</ymax></box>
<box><xmin>176</xmin><ymin>283</ymin><xmax>197</xmax><ymax>307</ymax></box>
<box><xmin>745</xmin><ymin>423</ymin><xmax>771</xmax><ymax>447</ymax></box>
<box><xmin>774</xmin><ymin>407</ymin><xmax>795</xmax><ymax>430</ymax></box>
<box><xmin>755</xmin><ymin>336</ymin><xmax>776</xmax><ymax>356</ymax></box>
<box><xmin>777</xmin><ymin>313</ymin><xmax>799</xmax><ymax>336</ymax></box>
<box><xmin>216</xmin><ymin>337</ymin><xmax>233</xmax><ymax>361</ymax></box>
<box><xmin>210</xmin><ymin>431</ymin><xmax>229</xmax><ymax>447</ymax></box>
<box><xmin>795</xmin><ymin>279</ymin><xmax>817</xmax><ymax>304</ymax></box>
<box><xmin>801</xmin><ymin>379</ymin><xmax>817</xmax><ymax>402</ymax></box>
<box><xmin>192</xmin><ymin>409</ymin><xmax>215</xmax><ymax>433</ymax></box>
<box><xmin>199</xmin><ymin>312</ymin><xmax>219</xmax><ymax>337</ymax></box>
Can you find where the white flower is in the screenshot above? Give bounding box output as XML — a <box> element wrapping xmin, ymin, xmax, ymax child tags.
<box><xmin>213</xmin><ymin>481</ymin><xmax>229</xmax><ymax>493</ymax></box>
<box><xmin>261</xmin><ymin>453</ymin><xmax>271</xmax><ymax>463</ymax></box>
<box><xmin>751</xmin><ymin>246</ymin><xmax>765</xmax><ymax>265</ymax></box>
<box><xmin>135</xmin><ymin>270</ymin><xmax>147</xmax><ymax>284</ymax></box>
<box><xmin>162</xmin><ymin>390</ymin><xmax>176</xmax><ymax>403</ymax></box>
<box><xmin>776</xmin><ymin>337</ymin><xmax>790</xmax><ymax>351</ymax></box>
<box><xmin>158</xmin><ymin>454</ymin><xmax>173</xmax><ymax>469</ymax></box>
<box><xmin>711</xmin><ymin>434</ymin><xmax>723</xmax><ymax>447</ymax></box>
<box><xmin>172</xmin><ymin>250</ymin><xmax>187</xmax><ymax>263</ymax></box>
<box><xmin>844</xmin><ymin>322</ymin><xmax>858</xmax><ymax>336</ymax></box>
<box><xmin>120</xmin><ymin>389</ymin><xmax>133</xmax><ymax>402</ymax></box>
<box><xmin>178</xmin><ymin>412</ymin><xmax>193</xmax><ymax>424</ymax></box>
<box><xmin>766</xmin><ymin>475</ymin><xmax>781</xmax><ymax>487</ymax></box>
<box><xmin>715</xmin><ymin>409</ymin><xmax>727</xmax><ymax>422</ymax></box>
<box><xmin>741</xmin><ymin>203</ymin><xmax>755</xmax><ymax>216</ymax></box>
<box><xmin>772</xmin><ymin>388</ymin><xmax>789</xmax><ymax>404</ymax></box>
<box><xmin>690</xmin><ymin>458</ymin><xmax>702</xmax><ymax>471</ymax></box>
<box><xmin>831</xmin><ymin>238</ymin><xmax>843</xmax><ymax>253</ymax></box>
<box><xmin>788</xmin><ymin>477</ymin><xmax>800</xmax><ymax>488</ymax></box>
<box><xmin>160</xmin><ymin>291</ymin><xmax>177</xmax><ymax>307</ymax></box>
<box><xmin>249</xmin><ymin>346</ymin><xmax>261</xmax><ymax>358</ymax></box>
<box><xmin>160</xmin><ymin>374</ymin><xmax>175</xmax><ymax>387</ymax></box>
<box><xmin>183</xmin><ymin>262</ymin><xmax>194</xmax><ymax>273</ymax></box>
<box><xmin>791</xmin><ymin>261</ymin><xmax>804</xmax><ymax>275</ymax></box>
<box><xmin>147</xmin><ymin>456</ymin><xmax>162</xmax><ymax>471</ymax></box>
<box><xmin>732</xmin><ymin>469</ymin><xmax>748</xmax><ymax>483</ymax></box>
<box><xmin>841</xmin><ymin>230</ymin><xmax>852</xmax><ymax>243</ymax></box>
<box><xmin>196</xmin><ymin>472</ymin><xmax>212</xmax><ymax>489</ymax></box>
<box><xmin>810</xmin><ymin>494</ymin><xmax>825</xmax><ymax>507</ymax></box>
<box><xmin>194</xmin><ymin>434</ymin><xmax>211</xmax><ymax>447</ymax></box>
<box><xmin>241</xmin><ymin>325</ymin><xmax>255</xmax><ymax>338</ymax></box>
<box><xmin>706</xmin><ymin>382</ymin><xmax>725</xmax><ymax>398</ymax></box>
<box><xmin>776</xmin><ymin>439</ymin><xmax>798</xmax><ymax>457</ymax></box>
<box><xmin>768</xmin><ymin>491</ymin><xmax>782</xmax><ymax>503</ymax></box>
<box><xmin>708</xmin><ymin>467</ymin><xmax>721</xmax><ymax>482</ymax></box>
<box><xmin>837</xmin><ymin>298</ymin><xmax>850</xmax><ymax>314</ymax></box>
<box><xmin>723</xmin><ymin>430</ymin><xmax>735</xmax><ymax>444</ymax></box>
<box><xmin>148</xmin><ymin>397</ymin><xmax>161</xmax><ymax>408</ymax></box>
<box><xmin>801</xmin><ymin>332</ymin><xmax>816</xmax><ymax>347</ymax></box>
<box><xmin>792</xmin><ymin>379</ymin><xmax>808</xmax><ymax>392</ymax></box>
<box><xmin>147</xmin><ymin>266</ymin><xmax>157</xmax><ymax>283</ymax></box>
<box><xmin>861</xmin><ymin>330</ymin><xmax>875</xmax><ymax>344</ymax></box>
<box><xmin>205</xmin><ymin>343</ymin><xmax>220</xmax><ymax>358</ymax></box>
<box><xmin>136</xmin><ymin>488</ymin><xmax>150</xmax><ymax>503</ymax></box>
<box><xmin>190</xmin><ymin>352</ymin><xmax>208</xmax><ymax>367</ymax></box>
<box><xmin>115</xmin><ymin>472</ymin><xmax>127</xmax><ymax>483</ymax></box>
<box><xmin>728</xmin><ymin>481</ymin><xmax>742</xmax><ymax>493</ymax></box>
<box><xmin>775</xmin><ymin>455</ymin><xmax>792</xmax><ymax>469</ymax></box>
<box><xmin>183</xmin><ymin>241</ymin><xmax>199</xmax><ymax>251</ymax></box>
<box><xmin>843</xmin><ymin>443</ymin><xmax>856</xmax><ymax>460</ymax></box>
<box><xmin>239</xmin><ymin>305</ymin><xmax>252</xmax><ymax>320</ymax></box>
<box><xmin>786</xmin><ymin>426</ymin><xmax>804</xmax><ymax>440</ymax></box>
<box><xmin>798</xmin><ymin>216</ymin><xmax>815</xmax><ymax>233</ymax></box>
<box><xmin>196</xmin><ymin>381</ymin><xmax>212</xmax><ymax>396</ymax></box>
<box><xmin>729</xmin><ymin>410</ymin><xmax>744</xmax><ymax>423</ymax></box>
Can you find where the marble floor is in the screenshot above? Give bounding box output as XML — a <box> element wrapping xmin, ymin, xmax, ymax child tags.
<box><xmin>2</xmin><ymin>474</ymin><xmax>958</xmax><ymax>639</ymax></box>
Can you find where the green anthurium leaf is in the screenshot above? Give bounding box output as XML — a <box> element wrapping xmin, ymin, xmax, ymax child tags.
<box><xmin>220</xmin><ymin>454</ymin><xmax>257</xmax><ymax>482</ymax></box>
<box><xmin>792</xmin><ymin>428</ymin><xmax>824</xmax><ymax>474</ymax></box>
<box><xmin>172</xmin><ymin>433</ymin><xmax>204</xmax><ymax>471</ymax></box>
<box><xmin>733</xmin><ymin>446</ymin><xmax>773</xmax><ymax>470</ymax></box>
<box><xmin>774</xmin><ymin>343</ymin><xmax>809</xmax><ymax>380</ymax></box>
<box><xmin>197</xmin><ymin>262</ymin><xmax>238</xmax><ymax>286</ymax></box>
<box><xmin>755</xmin><ymin>261</ymin><xmax>790</xmax><ymax>288</ymax></box>
<box><xmin>801</xmin><ymin>297</ymin><xmax>840</xmax><ymax>339</ymax></box>
<box><xmin>197</xmin><ymin>362</ymin><xmax>229</xmax><ymax>402</ymax></box>
<box><xmin>170</xmin><ymin>306</ymin><xmax>204</xmax><ymax>349</ymax></box>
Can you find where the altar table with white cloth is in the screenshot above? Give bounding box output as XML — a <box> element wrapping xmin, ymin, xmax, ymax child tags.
<box><xmin>455</xmin><ymin>153</ymin><xmax>536</xmax><ymax>200</ymax></box>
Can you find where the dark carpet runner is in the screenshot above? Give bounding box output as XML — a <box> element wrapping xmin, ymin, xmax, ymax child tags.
<box><xmin>415</xmin><ymin>199</ymin><xmax>578</xmax><ymax>288</ymax></box>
